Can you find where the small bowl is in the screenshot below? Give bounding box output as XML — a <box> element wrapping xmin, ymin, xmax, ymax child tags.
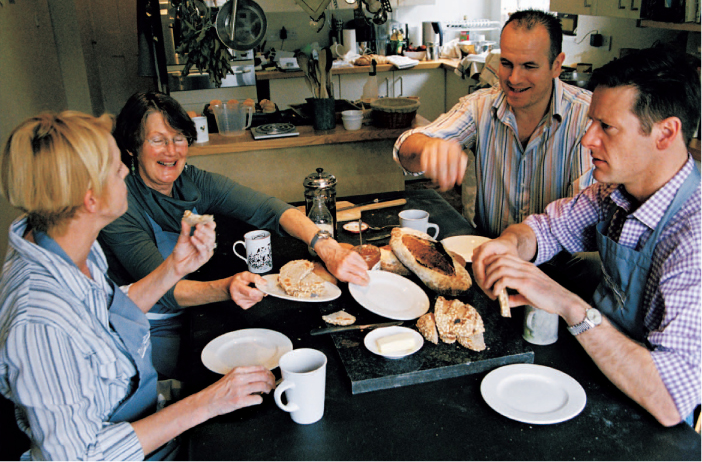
<box><xmin>403</xmin><ymin>51</ymin><xmax>426</xmax><ymax>61</ymax></box>
<box><xmin>341</xmin><ymin>110</ymin><xmax>363</xmax><ymax>118</ymax></box>
<box><xmin>342</xmin><ymin>117</ymin><xmax>363</xmax><ymax>131</ymax></box>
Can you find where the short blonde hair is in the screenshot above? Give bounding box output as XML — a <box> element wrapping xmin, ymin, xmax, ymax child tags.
<box><xmin>0</xmin><ymin>111</ymin><xmax>115</xmax><ymax>231</ymax></box>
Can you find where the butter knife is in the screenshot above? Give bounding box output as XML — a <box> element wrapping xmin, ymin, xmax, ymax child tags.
<box><xmin>311</xmin><ymin>321</ymin><xmax>403</xmax><ymax>336</ymax></box>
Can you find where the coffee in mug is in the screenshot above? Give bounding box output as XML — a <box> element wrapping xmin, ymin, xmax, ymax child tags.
<box><xmin>274</xmin><ymin>349</ymin><xmax>327</xmax><ymax>424</ymax></box>
<box><xmin>398</xmin><ymin>209</ymin><xmax>440</xmax><ymax>239</ymax></box>
<box><xmin>233</xmin><ymin>230</ymin><xmax>273</xmax><ymax>273</ymax></box>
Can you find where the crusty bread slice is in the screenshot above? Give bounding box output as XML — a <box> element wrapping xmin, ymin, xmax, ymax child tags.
<box><xmin>379</xmin><ymin>245</ymin><xmax>411</xmax><ymax>276</ymax></box>
<box><xmin>390</xmin><ymin>227</ymin><xmax>472</xmax><ymax>295</ymax></box>
<box><xmin>434</xmin><ymin>296</ymin><xmax>485</xmax><ymax>351</ymax></box>
<box><xmin>182</xmin><ymin>210</ymin><xmax>214</xmax><ymax>226</ymax></box>
<box><xmin>416</xmin><ymin>312</ymin><xmax>439</xmax><ymax>344</ymax></box>
<box><xmin>279</xmin><ymin>260</ymin><xmax>326</xmax><ymax>298</ymax></box>
<box><xmin>322</xmin><ymin>310</ymin><xmax>356</xmax><ymax>326</ymax></box>
<box><xmin>498</xmin><ymin>289</ymin><xmax>511</xmax><ymax>318</ymax></box>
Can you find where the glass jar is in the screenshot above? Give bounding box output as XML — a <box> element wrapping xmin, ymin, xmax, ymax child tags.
<box><xmin>303</xmin><ymin>167</ymin><xmax>337</xmax><ymax>235</ymax></box>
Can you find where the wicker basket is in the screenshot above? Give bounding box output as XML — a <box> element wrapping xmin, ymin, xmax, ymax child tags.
<box><xmin>370</xmin><ymin>97</ymin><xmax>420</xmax><ymax>129</ymax></box>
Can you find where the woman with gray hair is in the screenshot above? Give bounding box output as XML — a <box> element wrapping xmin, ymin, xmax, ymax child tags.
<box><xmin>0</xmin><ymin>111</ymin><xmax>274</xmax><ymax>460</ymax></box>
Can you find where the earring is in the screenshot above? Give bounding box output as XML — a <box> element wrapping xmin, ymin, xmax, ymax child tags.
<box><xmin>130</xmin><ymin>156</ymin><xmax>136</xmax><ymax>174</ymax></box>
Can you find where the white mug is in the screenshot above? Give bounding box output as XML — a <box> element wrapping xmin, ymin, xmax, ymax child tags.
<box><xmin>233</xmin><ymin>230</ymin><xmax>272</xmax><ymax>273</ymax></box>
<box><xmin>523</xmin><ymin>305</ymin><xmax>559</xmax><ymax>345</ymax></box>
<box><xmin>274</xmin><ymin>349</ymin><xmax>327</xmax><ymax>425</ymax></box>
<box><xmin>399</xmin><ymin>209</ymin><xmax>440</xmax><ymax>239</ymax></box>
<box><xmin>192</xmin><ymin>116</ymin><xmax>209</xmax><ymax>143</ymax></box>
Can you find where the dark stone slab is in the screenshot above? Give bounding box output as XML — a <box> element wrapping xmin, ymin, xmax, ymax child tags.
<box><xmin>319</xmin><ymin>270</ymin><xmax>534</xmax><ymax>394</ymax></box>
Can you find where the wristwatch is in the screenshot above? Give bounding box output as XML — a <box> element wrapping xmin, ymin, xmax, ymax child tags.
<box><xmin>567</xmin><ymin>307</ymin><xmax>603</xmax><ymax>336</ymax></box>
<box><xmin>309</xmin><ymin>230</ymin><xmax>332</xmax><ymax>250</ymax></box>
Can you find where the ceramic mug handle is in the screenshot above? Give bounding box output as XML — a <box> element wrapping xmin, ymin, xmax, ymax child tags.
<box><xmin>233</xmin><ymin>241</ymin><xmax>247</xmax><ymax>262</ymax></box>
<box><xmin>274</xmin><ymin>380</ymin><xmax>300</xmax><ymax>413</ymax></box>
<box><xmin>426</xmin><ymin>223</ymin><xmax>440</xmax><ymax>239</ymax></box>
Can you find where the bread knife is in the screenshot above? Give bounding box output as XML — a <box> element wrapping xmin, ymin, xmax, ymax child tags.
<box><xmin>311</xmin><ymin>321</ymin><xmax>403</xmax><ymax>336</ymax></box>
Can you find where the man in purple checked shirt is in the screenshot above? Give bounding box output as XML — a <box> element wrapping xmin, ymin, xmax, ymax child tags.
<box><xmin>472</xmin><ymin>47</ymin><xmax>700</xmax><ymax>428</ymax></box>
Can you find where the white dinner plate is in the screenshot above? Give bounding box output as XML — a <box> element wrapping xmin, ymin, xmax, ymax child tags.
<box><xmin>201</xmin><ymin>328</ymin><xmax>293</xmax><ymax>374</ymax></box>
<box><xmin>364</xmin><ymin>326</ymin><xmax>424</xmax><ymax>359</ymax></box>
<box><xmin>480</xmin><ymin>364</ymin><xmax>587</xmax><ymax>424</ymax></box>
<box><xmin>349</xmin><ymin>270</ymin><xmax>430</xmax><ymax>320</ymax></box>
<box><xmin>441</xmin><ymin>235</ymin><xmax>491</xmax><ymax>262</ymax></box>
<box><xmin>255</xmin><ymin>273</ymin><xmax>342</xmax><ymax>302</ymax></box>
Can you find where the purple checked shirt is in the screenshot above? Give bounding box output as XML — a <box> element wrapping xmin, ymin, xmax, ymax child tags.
<box><xmin>525</xmin><ymin>157</ymin><xmax>701</xmax><ymax>419</ymax></box>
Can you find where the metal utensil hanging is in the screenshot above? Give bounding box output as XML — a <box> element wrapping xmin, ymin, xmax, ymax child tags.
<box><xmin>215</xmin><ymin>0</ymin><xmax>267</xmax><ymax>50</ymax></box>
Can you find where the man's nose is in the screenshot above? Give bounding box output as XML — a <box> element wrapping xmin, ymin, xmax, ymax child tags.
<box><xmin>581</xmin><ymin>124</ymin><xmax>599</xmax><ymax>150</ymax></box>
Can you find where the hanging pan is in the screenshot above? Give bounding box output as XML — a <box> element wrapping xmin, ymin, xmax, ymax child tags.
<box><xmin>216</xmin><ymin>0</ymin><xmax>268</xmax><ymax>51</ymax></box>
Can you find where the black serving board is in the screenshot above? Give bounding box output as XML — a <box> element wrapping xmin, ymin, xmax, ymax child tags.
<box><xmin>319</xmin><ymin>269</ymin><xmax>534</xmax><ymax>394</ymax></box>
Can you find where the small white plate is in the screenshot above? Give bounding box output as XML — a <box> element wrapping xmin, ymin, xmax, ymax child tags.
<box><xmin>441</xmin><ymin>235</ymin><xmax>491</xmax><ymax>262</ymax></box>
<box><xmin>201</xmin><ymin>328</ymin><xmax>293</xmax><ymax>374</ymax></box>
<box><xmin>364</xmin><ymin>326</ymin><xmax>424</xmax><ymax>359</ymax></box>
<box><xmin>255</xmin><ymin>274</ymin><xmax>341</xmax><ymax>302</ymax></box>
<box><xmin>343</xmin><ymin>221</ymin><xmax>369</xmax><ymax>233</ymax></box>
<box><xmin>480</xmin><ymin>364</ymin><xmax>587</xmax><ymax>424</ymax></box>
<box><xmin>349</xmin><ymin>270</ymin><xmax>430</xmax><ymax>320</ymax></box>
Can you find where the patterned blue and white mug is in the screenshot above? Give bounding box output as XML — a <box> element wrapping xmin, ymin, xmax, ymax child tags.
<box><xmin>233</xmin><ymin>230</ymin><xmax>273</xmax><ymax>273</ymax></box>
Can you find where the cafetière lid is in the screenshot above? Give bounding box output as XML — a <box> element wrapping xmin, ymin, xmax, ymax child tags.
<box><xmin>304</xmin><ymin>168</ymin><xmax>337</xmax><ymax>189</ymax></box>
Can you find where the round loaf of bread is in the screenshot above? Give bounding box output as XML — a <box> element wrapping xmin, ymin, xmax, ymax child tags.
<box><xmin>390</xmin><ymin>227</ymin><xmax>472</xmax><ymax>295</ymax></box>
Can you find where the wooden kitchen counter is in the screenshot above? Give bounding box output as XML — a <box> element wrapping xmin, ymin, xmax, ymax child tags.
<box><xmin>186</xmin><ymin>116</ymin><xmax>428</xmax><ymax>203</ymax></box>
<box><xmin>188</xmin><ymin>115</ymin><xmax>428</xmax><ymax>157</ymax></box>
<box><xmin>255</xmin><ymin>59</ymin><xmax>459</xmax><ymax>81</ymax></box>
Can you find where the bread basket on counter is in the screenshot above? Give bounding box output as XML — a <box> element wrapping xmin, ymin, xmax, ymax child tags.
<box><xmin>370</xmin><ymin>97</ymin><xmax>420</xmax><ymax>129</ymax></box>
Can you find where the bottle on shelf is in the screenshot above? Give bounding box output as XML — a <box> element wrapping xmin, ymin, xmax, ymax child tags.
<box><xmin>308</xmin><ymin>190</ymin><xmax>334</xmax><ymax>256</ymax></box>
<box><xmin>362</xmin><ymin>59</ymin><xmax>379</xmax><ymax>101</ymax></box>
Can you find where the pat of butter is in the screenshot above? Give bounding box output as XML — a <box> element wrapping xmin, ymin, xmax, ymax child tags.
<box><xmin>376</xmin><ymin>332</ymin><xmax>416</xmax><ymax>354</ymax></box>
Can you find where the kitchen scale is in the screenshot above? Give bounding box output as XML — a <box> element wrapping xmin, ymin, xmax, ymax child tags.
<box><xmin>251</xmin><ymin>123</ymin><xmax>300</xmax><ymax>140</ymax></box>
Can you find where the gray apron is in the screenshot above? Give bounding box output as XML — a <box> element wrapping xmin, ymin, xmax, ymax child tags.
<box><xmin>34</xmin><ymin>232</ymin><xmax>176</xmax><ymax>459</ymax></box>
<box><xmin>592</xmin><ymin>167</ymin><xmax>699</xmax><ymax>341</ymax></box>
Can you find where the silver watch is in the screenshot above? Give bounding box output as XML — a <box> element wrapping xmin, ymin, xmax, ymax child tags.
<box><xmin>309</xmin><ymin>230</ymin><xmax>331</xmax><ymax>250</ymax></box>
<box><xmin>567</xmin><ymin>307</ymin><xmax>603</xmax><ymax>336</ymax></box>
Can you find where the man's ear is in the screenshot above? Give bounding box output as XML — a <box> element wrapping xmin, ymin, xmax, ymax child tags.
<box><xmin>655</xmin><ymin>117</ymin><xmax>682</xmax><ymax>151</ymax></box>
<box><xmin>552</xmin><ymin>52</ymin><xmax>566</xmax><ymax>77</ymax></box>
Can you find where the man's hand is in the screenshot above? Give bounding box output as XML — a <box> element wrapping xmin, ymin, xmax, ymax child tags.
<box><xmin>472</xmin><ymin>237</ymin><xmax>520</xmax><ymax>298</ymax></box>
<box><xmin>228</xmin><ymin>272</ymin><xmax>267</xmax><ymax>309</ymax></box>
<box><xmin>480</xmin><ymin>252</ymin><xmax>587</xmax><ymax>323</ymax></box>
<box><xmin>399</xmin><ymin>134</ymin><xmax>468</xmax><ymax>191</ymax></box>
<box><xmin>316</xmin><ymin>239</ymin><xmax>370</xmax><ymax>286</ymax></box>
<box><xmin>420</xmin><ymin>138</ymin><xmax>469</xmax><ymax>191</ymax></box>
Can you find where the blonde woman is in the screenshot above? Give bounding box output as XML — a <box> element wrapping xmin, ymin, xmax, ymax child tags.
<box><xmin>0</xmin><ymin>112</ymin><xmax>274</xmax><ymax>460</ymax></box>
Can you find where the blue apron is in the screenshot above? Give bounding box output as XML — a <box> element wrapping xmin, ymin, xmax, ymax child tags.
<box><xmin>592</xmin><ymin>167</ymin><xmax>699</xmax><ymax>342</ymax></box>
<box><xmin>144</xmin><ymin>210</ymin><xmax>199</xmax><ymax>378</ymax></box>
<box><xmin>34</xmin><ymin>232</ymin><xmax>176</xmax><ymax>459</ymax></box>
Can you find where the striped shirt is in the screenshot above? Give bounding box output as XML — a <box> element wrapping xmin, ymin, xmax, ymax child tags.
<box><xmin>525</xmin><ymin>158</ymin><xmax>701</xmax><ymax>419</ymax></box>
<box><xmin>393</xmin><ymin>78</ymin><xmax>595</xmax><ymax>237</ymax></box>
<box><xmin>0</xmin><ymin>217</ymin><xmax>144</xmax><ymax>460</ymax></box>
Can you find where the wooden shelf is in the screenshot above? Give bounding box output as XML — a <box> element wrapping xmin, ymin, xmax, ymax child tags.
<box><xmin>638</xmin><ymin>20</ymin><xmax>701</xmax><ymax>32</ymax></box>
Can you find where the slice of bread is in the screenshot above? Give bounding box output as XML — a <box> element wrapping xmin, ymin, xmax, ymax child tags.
<box><xmin>322</xmin><ymin>310</ymin><xmax>356</xmax><ymax>326</ymax></box>
<box><xmin>279</xmin><ymin>260</ymin><xmax>326</xmax><ymax>298</ymax></box>
<box><xmin>182</xmin><ymin>210</ymin><xmax>214</xmax><ymax>226</ymax></box>
<box><xmin>434</xmin><ymin>296</ymin><xmax>485</xmax><ymax>351</ymax></box>
<box><xmin>416</xmin><ymin>312</ymin><xmax>439</xmax><ymax>344</ymax></box>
